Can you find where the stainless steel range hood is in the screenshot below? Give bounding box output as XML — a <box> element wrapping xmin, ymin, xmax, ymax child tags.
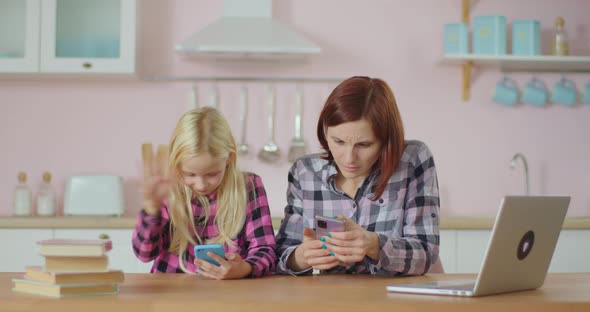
<box><xmin>175</xmin><ymin>0</ymin><xmax>321</xmax><ymax>60</ymax></box>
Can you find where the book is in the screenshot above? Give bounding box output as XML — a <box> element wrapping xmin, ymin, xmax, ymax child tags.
<box><xmin>37</xmin><ymin>239</ymin><xmax>112</xmax><ymax>257</ymax></box>
<box><xmin>45</xmin><ymin>256</ymin><xmax>109</xmax><ymax>272</ymax></box>
<box><xmin>12</xmin><ymin>279</ymin><xmax>118</xmax><ymax>298</ymax></box>
<box><xmin>25</xmin><ymin>266</ymin><xmax>124</xmax><ymax>284</ymax></box>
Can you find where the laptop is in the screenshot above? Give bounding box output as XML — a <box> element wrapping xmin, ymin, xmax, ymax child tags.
<box><xmin>386</xmin><ymin>196</ymin><xmax>570</xmax><ymax>297</ymax></box>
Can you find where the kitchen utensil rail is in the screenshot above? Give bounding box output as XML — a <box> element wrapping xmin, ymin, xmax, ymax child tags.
<box><xmin>141</xmin><ymin>76</ymin><xmax>344</xmax><ymax>83</ymax></box>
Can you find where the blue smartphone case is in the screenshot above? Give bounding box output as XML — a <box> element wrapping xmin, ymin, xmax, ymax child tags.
<box><xmin>194</xmin><ymin>244</ymin><xmax>225</xmax><ymax>266</ymax></box>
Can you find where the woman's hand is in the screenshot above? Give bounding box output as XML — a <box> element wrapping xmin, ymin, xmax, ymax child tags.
<box><xmin>322</xmin><ymin>215</ymin><xmax>380</xmax><ymax>265</ymax></box>
<box><xmin>194</xmin><ymin>252</ymin><xmax>253</xmax><ymax>280</ymax></box>
<box><xmin>287</xmin><ymin>228</ymin><xmax>340</xmax><ymax>271</ymax></box>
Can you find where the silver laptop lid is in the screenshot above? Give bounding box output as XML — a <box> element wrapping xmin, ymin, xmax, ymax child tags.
<box><xmin>473</xmin><ymin>196</ymin><xmax>570</xmax><ymax>296</ymax></box>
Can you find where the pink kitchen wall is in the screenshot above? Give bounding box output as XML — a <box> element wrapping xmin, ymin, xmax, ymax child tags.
<box><xmin>1</xmin><ymin>0</ymin><xmax>590</xmax><ymax>218</ymax></box>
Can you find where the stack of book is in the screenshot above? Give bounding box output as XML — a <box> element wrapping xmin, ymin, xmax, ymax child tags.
<box><xmin>12</xmin><ymin>239</ymin><xmax>124</xmax><ymax>298</ymax></box>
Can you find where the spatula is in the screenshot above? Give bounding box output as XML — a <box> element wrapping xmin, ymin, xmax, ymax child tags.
<box><xmin>237</xmin><ymin>86</ymin><xmax>249</xmax><ymax>155</ymax></box>
<box><xmin>288</xmin><ymin>86</ymin><xmax>306</xmax><ymax>162</ymax></box>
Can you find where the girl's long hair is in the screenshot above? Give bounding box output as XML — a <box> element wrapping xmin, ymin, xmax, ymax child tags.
<box><xmin>166</xmin><ymin>107</ymin><xmax>246</xmax><ymax>272</ymax></box>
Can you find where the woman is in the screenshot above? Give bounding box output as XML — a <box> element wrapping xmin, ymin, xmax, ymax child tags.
<box><xmin>275</xmin><ymin>76</ymin><xmax>439</xmax><ymax>276</ymax></box>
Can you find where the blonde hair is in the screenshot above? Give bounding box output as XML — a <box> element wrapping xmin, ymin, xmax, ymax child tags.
<box><xmin>166</xmin><ymin>107</ymin><xmax>247</xmax><ymax>272</ymax></box>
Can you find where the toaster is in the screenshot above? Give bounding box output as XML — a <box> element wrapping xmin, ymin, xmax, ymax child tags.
<box><xmin>63</xmin><ymin>175</ymin><xmax>126</xmax><ymax>216</ymax></box>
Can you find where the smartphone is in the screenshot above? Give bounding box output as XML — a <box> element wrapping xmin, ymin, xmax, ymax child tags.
<box><xmin>315</xmin><ymin>215</ymin><xmax>345</xmax><ymax>239</ymax></box>
<box><xmin>194</xmin><ymin>244</ymin><xmax>225</xmax><ymax>266</ymax></box>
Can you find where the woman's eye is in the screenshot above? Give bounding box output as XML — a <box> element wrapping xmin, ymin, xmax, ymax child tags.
<box><xmin>334</xmin><ymin>140</ymin><xmax>345</xmax><ymax>145</ymax></box>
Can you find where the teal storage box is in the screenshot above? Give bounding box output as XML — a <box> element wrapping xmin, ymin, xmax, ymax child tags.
<box><xmin>444</xmin><ymin>23</ymin><xmax>468</xmax><ymax>54</ymax></box>
<box><xmin>473</xmin><ymin>15</ymin><xmax>506</xmax><ymax>54</ymax></box>
<box><xmin>583</xmin><ymin>83</ymin><xmax>590</xmax><ymax>104</ymax></box>
<box><xmin>512</xmin><ymin>20</ymin><xmax>541</xmax><ymax>55</ymax></box>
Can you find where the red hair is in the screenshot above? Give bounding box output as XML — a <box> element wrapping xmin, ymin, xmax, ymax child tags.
<box><xmin>317</xmin><ymin>76</ymin><xmax>405</xmax><ymax>200</ymax></box>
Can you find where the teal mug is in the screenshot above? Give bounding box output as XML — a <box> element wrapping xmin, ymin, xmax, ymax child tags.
<box><xmin>493</xmin><ymin>77</ymin><xmax>519</xmax><ymax>106</ymax></box>
<box><xmin>522</xmin><ymin>78</ymin><xmax>548</xmax><ymax>107</ymax></box>
<box><xmin>583</xmin><ymin>82</ymin><xmax>590</xmax><ymax>104</ymax></box>
<box><xmin>551</xmin><ymin>78</ymin><xmax>577</xmax><ymax>106</ymax></box>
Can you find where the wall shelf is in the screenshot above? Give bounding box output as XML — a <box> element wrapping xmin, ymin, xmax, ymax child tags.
<box><xmin>448</xmin><ymin>0</ymin><xmax>590</xmax><ymax>101</ymax></box>
<box><xmin>444</xmin><ymin>54</ymin><xmax>590</xmax><ymax>72</ymax></box>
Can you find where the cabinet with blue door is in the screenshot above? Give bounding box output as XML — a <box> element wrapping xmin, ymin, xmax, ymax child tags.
<box><xmin>0</xmin><ymin>0</ymin><xmax>136</xmax><ymax>74</ymax></box>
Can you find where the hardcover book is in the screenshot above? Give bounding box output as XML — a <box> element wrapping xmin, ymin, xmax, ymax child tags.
<box><xmin>12</xmin><ymin>279</ymin><xmax>118</xmax><ymax>298</ymax></box>
<box><xmin>44</xmin><ymin>256</ymin><xmax>109</xmax><ymax>272</ymax></box>
<box><xmin>25</xmin><ymin>266</ymin><xmax>123</xmax><ymax>284</ymax></box>
<box><xmin>37</xmin><ymin>239</ymin><xmax>112</xmax><ymax>257</ymax></box>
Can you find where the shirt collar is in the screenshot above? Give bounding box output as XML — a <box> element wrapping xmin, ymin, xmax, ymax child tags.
<box><xmin>324</xmin><ymin>160</ymin><xmax>381</xmax><ymax>197</ymax></box>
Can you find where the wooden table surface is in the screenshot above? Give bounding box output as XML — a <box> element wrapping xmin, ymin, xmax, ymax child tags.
<box><xmin>1</xmin><ymin>273</ymin><xmax>589</xmax><ymax>312</ymax></box>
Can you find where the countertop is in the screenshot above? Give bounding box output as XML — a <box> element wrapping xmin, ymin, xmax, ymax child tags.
<box><xmin>0</xmin><ymin>216</ymin><xmax>589</xmax><ymax>229</ymax></box>
<box><xmin>2</xmin><ymin>273</ymin><xmax>589</xmax><ymax>312</ymax></box>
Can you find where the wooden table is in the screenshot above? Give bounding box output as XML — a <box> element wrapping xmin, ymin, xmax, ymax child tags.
<box><xmin>1</xmin><ymin>273</ymin><xmax>589</xmax><ymax>312</ymax></box>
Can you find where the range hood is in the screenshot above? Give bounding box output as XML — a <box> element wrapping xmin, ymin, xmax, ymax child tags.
<box><xmin>176</xmin><ymin>0</ymin><xmax>321</xmax><ymax>60</ymax></box>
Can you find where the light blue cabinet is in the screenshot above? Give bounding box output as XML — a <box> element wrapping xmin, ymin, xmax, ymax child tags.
<box><xmin>0</xmin><ymin>0</ymin><xmax>136</xmax><ymax>73</ymax></box>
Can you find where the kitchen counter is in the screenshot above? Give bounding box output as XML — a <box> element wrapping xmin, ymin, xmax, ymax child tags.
<box><xmin>1</xmin><ymin>273</ymin><xmax>589</xmax><ymax>311</ymax></box>
<box><xmin>0</xmin><ymin>216</ymin><xmax>589</xmax><ymax>229</ymax></box>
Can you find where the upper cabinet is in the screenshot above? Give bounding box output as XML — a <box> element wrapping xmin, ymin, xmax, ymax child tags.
<box><xmin>0</xmin><ymin>0</ymin><xmax>136</xmax><ymax>74</ymax></box>
<box><xmin>0</xmin><ymin>0</ymin><xmax>40</xmax><ymax>72</ymax></box>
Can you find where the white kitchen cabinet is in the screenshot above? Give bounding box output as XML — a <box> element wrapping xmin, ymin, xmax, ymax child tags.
<box><xmin>0</xmin><ymin>229</ymin><xmax>53</xmax><ymax>272</ymax></box>
<box><xmin>53</xmin><ymin>229</ymin><xmax>152</xmax><ymax>273</ymax></box>
<box><xmin>438</xmin><ymin>230</ymin><xmax>457</xmax><ymax>273</ymax></box>
<box><xmin>0</xmin><ymin>0</ymin><xmax>136</xmax><ymax>73</ymax></box>
<box><xmin>456</xmin><ymin>230</ymin><xmax>491</xmax><ymax>273</ymax></box>
<box><xmin>0</xmin><ymin>0</ymin><xmax>40</xmax><ymax>72</ymax></box>
<box><xmin>453</xmin><ymin>229</ymin><xmax>590</xmax><ymax>273</ymax></box>
<box><xmin>549</xmin><ymin>230</ymin><xmax>590</xmax><ymax>273</ymax></box>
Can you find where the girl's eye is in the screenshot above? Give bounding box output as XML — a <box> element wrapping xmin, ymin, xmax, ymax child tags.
<box><xmin>358</xmin><ymin>143</ymin><xmax>371</xmax><ymax>148</ymax></box>
<box><xmin>207</xmin><ymin>172</ymin><xmax>219</xmax><ymax>177</ymax></box>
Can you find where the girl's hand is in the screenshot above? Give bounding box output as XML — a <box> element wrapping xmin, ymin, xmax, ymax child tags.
<box><xmin>194</xmin><ymin>252</ymin><xmax>253</xmax><ymax>280</ymax></box>
<box><xmin>321</xmin><ymin>215</ymin><xmax>380</xmax><ymax>265</ymax></box>
<box><xmin>288</xmin><ymin>228</ymin><xmax>340</xmax><ymax>271</ymax></box>
<box><xmin>142</xmin><ymin>175</ymin><xmax>171</xmax><ymax>216</ymax></box>
<box><xmin>141</xmin><ymin>144</ymin><xmax>171</xmax><ymax>216</ymax></box>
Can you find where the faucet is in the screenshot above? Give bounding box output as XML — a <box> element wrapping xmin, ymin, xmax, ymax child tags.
<box><xmin>510</xmin><ymin>153</ymin><xmax>530</xmax><ymax>195</ymax></box>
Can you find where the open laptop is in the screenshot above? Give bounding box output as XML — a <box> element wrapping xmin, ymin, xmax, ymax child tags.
<box><xmin>386</xmin><ymin>196</ymin><xmax>570</xmax><ymax>297</ymax></box>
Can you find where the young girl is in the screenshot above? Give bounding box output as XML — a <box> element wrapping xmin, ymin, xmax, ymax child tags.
<box><xmin>132</xmin><ymin>107</ymin><xmax>276</xmax><ymax>279</ymax></box>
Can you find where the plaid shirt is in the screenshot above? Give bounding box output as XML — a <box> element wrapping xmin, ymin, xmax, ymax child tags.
<box><xmin>132</xmin><ymin>172</ymin><xmax>276</xmax><ymax>277</ymax></box>
<box><xmin>276</xmin><ymin>140</ymin><xmax>440</xmax><ymax>276</ymax></box>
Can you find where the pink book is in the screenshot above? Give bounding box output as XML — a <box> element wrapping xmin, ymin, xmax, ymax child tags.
<box><xmin>37</xmin><ymin>239</ymin><xmax>113</xmax><ymax>257</ymax></box>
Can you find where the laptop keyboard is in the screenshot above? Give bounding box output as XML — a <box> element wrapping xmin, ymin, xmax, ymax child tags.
<box><xmin>414</xmin><ymin>280</ymin><xmax>475</xmax><ymax>290</ymax></box>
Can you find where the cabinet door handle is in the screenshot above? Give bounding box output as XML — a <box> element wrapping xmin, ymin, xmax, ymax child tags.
<box><xmin>99</xmin><ymin>233</ymin><xmax>110</xmax><ymax>240</ymax></box>
<box><xmin>83</xmin><ymin>62</ymin><xmax>93</xmax><ymax>69</ymax></box>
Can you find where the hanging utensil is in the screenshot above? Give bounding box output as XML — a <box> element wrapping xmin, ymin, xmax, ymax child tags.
<box><xmin>188</xmin><ymin>84</ymin><xmax>198</xmax><ymax>110</ymax></box>
<box><xmin>210</xmin><ymin>84</ymin><xmax>219</xmax><ymax>108</ymax></box>
<box><xmin>257</xmin><ymin>85</ymin><xmax>281</xmax><ymax>163</ymax></box>
<box><xmin>237</xmin><ymin>85</ymin><xmax>249</xmax><ymax>155</ymax></box>
<box><xmin>288</xmin><ymin>85</ymin><xmax>306</xmax><ymax>162</ymax></box>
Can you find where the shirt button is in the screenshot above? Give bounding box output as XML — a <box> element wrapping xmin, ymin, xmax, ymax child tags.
<box><xmin>378</xmin><ymin>199</ymin><xmax>384</xmax><ymax>204</ymax></box>
<box><xmin>353</xmin><ymin>203</ymin><xmax>357</xmax><ymax>208</ymax></box>
<box><xmin>431</xmin><ymin>213</ymin><xmax>437</xmax><ymax>218</ymax></box>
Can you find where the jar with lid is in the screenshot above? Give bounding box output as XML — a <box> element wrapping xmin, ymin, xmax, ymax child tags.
<box><xmin>36</xmin><ymin>172</ymin><xmax>56</xmax><ymax>216</ymax></box>
<box><xmin>13</xmin><ymin>172</ymin><xmax>32</xmax><ymax>216</ymax></box>
<box><xmin>552</xmin><ymin>17</ymin><xmax>569</xmax><ymax>56</ymax></box>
